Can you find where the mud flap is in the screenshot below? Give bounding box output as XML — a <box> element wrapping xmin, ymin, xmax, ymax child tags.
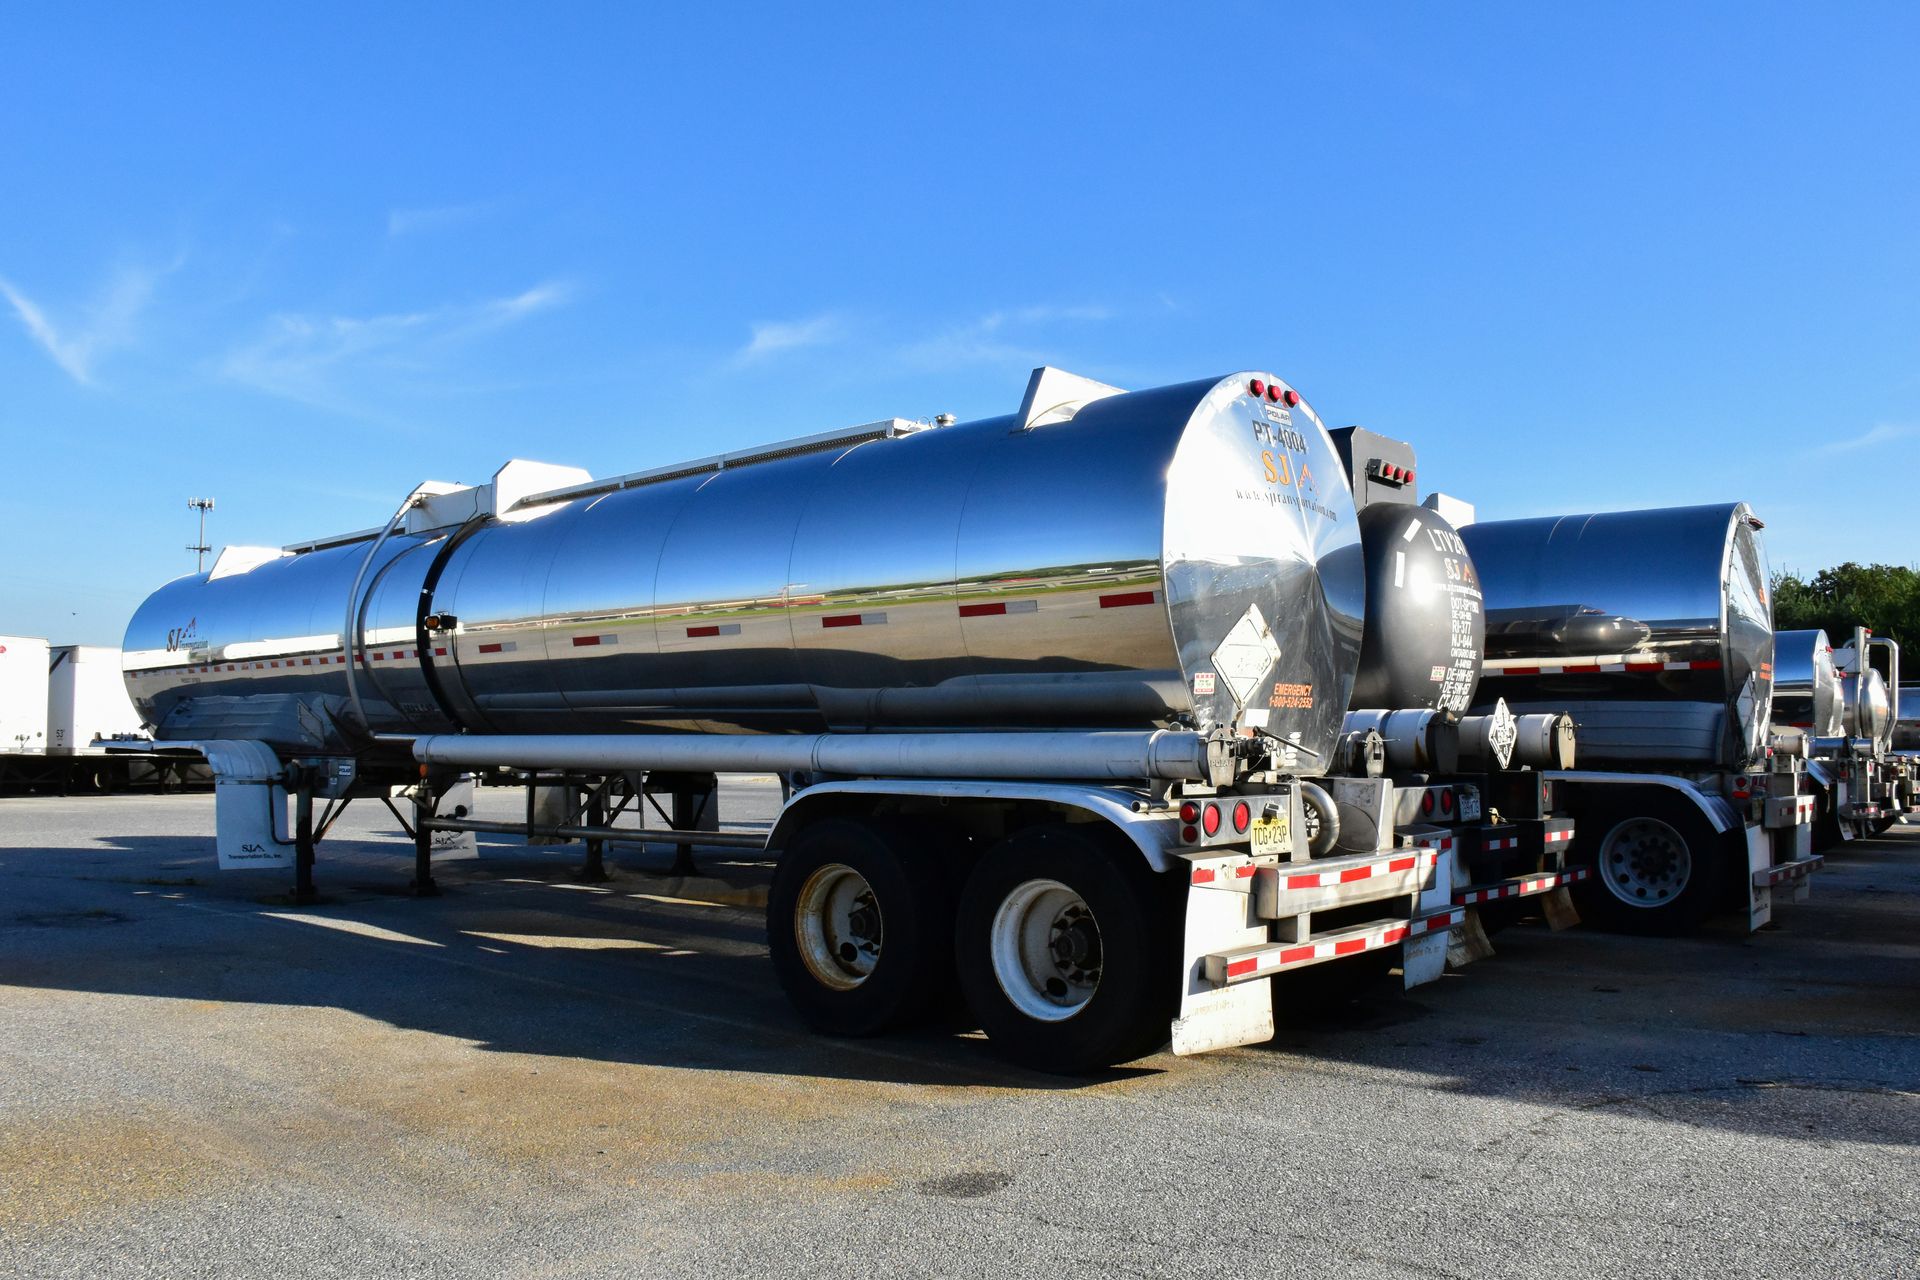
<box><xmin>1409</xmin><ymin>837</ymin><xmax>1459</xmax><ymax>984</ymax></box>
<box><xmin>1444</xmin><ymin>910</ymin><xmax>1496</xmax><ymax>970</ymax></box>
<box><xmin>430</xmin><ymin>777</ymin><xmax>479</xmax><ymax>861</ymax></box>
<box><xmin>1540</xmin><ymin>886</ymin><xmax>1580</xmax><ymax>931</ymax></box>
<box><xmin>1745</xmin><ymin>823</ymin><xmax>1774</xmax><ymax>930</ymax></box>
<box><xmin>1171</xmin><ymin>870</ymin><xmax>1274</xmax><ymax>1055</ymax></box>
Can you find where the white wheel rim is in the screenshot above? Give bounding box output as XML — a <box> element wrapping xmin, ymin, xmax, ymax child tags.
<box><xmin>1598</xmin><ymin>817</ymin><xmax>1692</xmax><ymax>908</ymax></box>
<box><xmin>794</xmin><ymin>862</ymin><xmax>882</xmax><ymax>991</ymax></box>
<box><xmin>989</xmin><ymin>878</ymin><xmax>1101</xmax><ymax>1023</ymax></box>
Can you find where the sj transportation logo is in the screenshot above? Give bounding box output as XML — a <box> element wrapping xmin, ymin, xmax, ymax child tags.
<box><xmin>1242</xmin><ymin>408</ymin><xmax>1339</xmax><ymax>520</ymax></box>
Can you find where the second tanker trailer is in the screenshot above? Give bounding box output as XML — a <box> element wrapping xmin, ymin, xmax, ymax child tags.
<box><xmin>1462</xmin><ymin>505</ymin><xmax>1822</xmax><ymax>934</ymax></box>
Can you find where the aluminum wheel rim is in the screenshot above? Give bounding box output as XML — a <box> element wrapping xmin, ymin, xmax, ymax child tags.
<box><xmin>1598</xmin><ymin>817</ymin><xmax>1692</xmax><ymax>908</ymax></box>
<box><xmin>794</xmin><ymin>863</ymin><xmax>882</xmax><ymax>991</ymax></box>
<box><xmin>989</xmin><ymin>878</ymin><xmax>1102</xmax><ymax>1022</ymax></box>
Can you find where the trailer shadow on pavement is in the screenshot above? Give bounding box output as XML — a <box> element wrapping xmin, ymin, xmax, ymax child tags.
<box><xmin>2</xmin><ymin>797</ymin><xmax>1917</xmax><ymax>1139</ymax></box>
<box><xmin>0</xmin><ymin>824</ymin><xmax>1161</xmax><ymax>1094</ymax></box>
<box><xmin>1243</xmin><ymin>827</ymin><xmax>1920</xmax><ymax>1148</ymax></box>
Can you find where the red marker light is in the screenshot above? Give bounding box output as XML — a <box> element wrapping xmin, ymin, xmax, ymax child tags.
<box><xmin>1266</xmin><ymin>384</ymin><xmax>1282</xmax><ymax>403</ymax></box>
<box><xmin>1179</xmin><ymin>802</ymin><xmax>1199</xmax><ymax>824</ymax></box>
<box><xmin>1282</xmin><ymin>388</ymin><xmax>1300</xmax><ymax>407</ymax></box>
<box><xmin>1232</xmin><ymin>801</ymin><xmax>1251</xmax><ymax>833</ymax></box>
<box><xmin>1182</xmin><ymin>825</ymin><xmax>1199</xmax><ymax>844</ymax></box>
<box><xmin>1202</xmin><ymin>803</ymin><xmax>1222</xmax><ymax>836</ymax></box>
<box><xmin>1404</xmin><ymin>469</ymin><xmax>1415</xmax><ymax>486</ymax></box>
<box><xmin>1249</xmin><ymin>379</ymin><xmax>1266</xmax><ymax>399</ymax></box>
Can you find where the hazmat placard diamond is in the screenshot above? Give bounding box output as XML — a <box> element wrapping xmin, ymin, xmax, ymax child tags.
<box><xmin>1210</xmin><ymin>603</ymin><xmax>1283</xmax><ymax>709</ymax></box>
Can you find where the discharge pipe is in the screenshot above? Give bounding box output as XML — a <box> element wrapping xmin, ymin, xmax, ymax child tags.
<box><xmin>410</xmin><ymin>730</ymin><xmax>1214</xmax><ymax>783</ymax></box>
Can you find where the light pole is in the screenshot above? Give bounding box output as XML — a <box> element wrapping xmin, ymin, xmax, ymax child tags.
<box><xmin>187</xmin><ymin>497</ymin><xmax>215</xmax><ymax>572</ymax></box>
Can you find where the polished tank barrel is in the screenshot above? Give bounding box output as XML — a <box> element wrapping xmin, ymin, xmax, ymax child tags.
<box><xmin>122</xmin><ymin>371</ymin><xmax>1366</xmax><ymax>771</ymax></box>
<box><xmin>1461</xmin><ymin>503</ymin><xmax>1773</xmax><ymax>770</ymax></box>
<box><xmin>1771</xmin><ymin>629</ymin><xmax>1842</xmax><ymax>737</ymax></box>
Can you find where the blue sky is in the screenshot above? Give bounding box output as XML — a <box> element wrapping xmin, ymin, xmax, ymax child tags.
<box><xmin>2</xmin><ymin>2</ymin><xmax>1916</xmax><ymax>645</ymax></box>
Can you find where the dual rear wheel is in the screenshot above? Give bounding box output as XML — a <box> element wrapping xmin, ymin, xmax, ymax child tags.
<box><xmin>767</xmin><ymin>819</ymin><xmax>1175</xmax><ymax>1073</ymax></box>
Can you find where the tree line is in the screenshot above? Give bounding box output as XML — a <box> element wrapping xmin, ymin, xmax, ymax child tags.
<box><xmin>1771</xmin><ymin>563</ymin><xmax>1920</xmax><ymax>655</ymax></box>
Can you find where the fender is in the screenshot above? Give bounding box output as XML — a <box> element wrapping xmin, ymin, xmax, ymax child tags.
<box><xmin>1542</xmin><ymin>769</ymin><xmax>1740</xmax><ymax>834</ymax></box>
<box><xmin>769</xmin><ymin>779</ymin><xmax>1182</xmax><ymax>871</ymax></box>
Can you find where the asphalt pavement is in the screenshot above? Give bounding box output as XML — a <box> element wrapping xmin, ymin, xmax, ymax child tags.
<box><xmin>1</xmin><ymin>783</ymin><xmax>1915</xmax><ymax>1279</ymax></box>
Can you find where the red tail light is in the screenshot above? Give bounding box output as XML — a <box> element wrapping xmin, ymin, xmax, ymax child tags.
<box><xmin>1441</xmin><ymin>789</ymin><xmax>1454</xmax><ymax>814</ymax></box>
<box><xmin>1179</xmin><ymin>802</ymin><xmax>1199</xmax><ymax>824</ymax></box>
<box><xmin>1182</xmin><ymin>825</ymin><xmax>1198</xmax><ymax>843</ymax></box>
<box><xmin>1232</xmin><ymin>801</ymin><xmax>1250</xmax><ymax>833</ymax></box>
<box><xmin>1421</xmin><ymin>791</ymin><xmax>1434</xmax><ymax>815</ymax></box>
<box><xmin>1202</xmin><ymin>803</ymin><xmax>1222</xmax><ymax>836</ymax></box>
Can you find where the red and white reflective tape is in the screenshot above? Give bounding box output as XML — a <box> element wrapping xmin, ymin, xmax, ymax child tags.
<box><xmin>1275</xmin><ymin>852</ymin><xmax>1425</xmax><ymax>891</ymax></box>
<box><xmin>1544</xmin><ymin>827</ymin><xmax>1574</xmax><ymax>845</ymax></box>
<box><xmin>821</xmin><ymin>611</ymin><xmax>889</xmax><ymax>628</ymax></box>
<box><xmin>571</xmin><ymin>634</ymin><xmax>620</xmax><ymax>647</ymax></box>
<box><xmin>1408</xmin><ymin>906</ymin><xmax>1466</xmax><ymax>936</ymax></box>
<box><xmin>959</xmin><ymin>599</ymin><xmax>1041</xmax><ymax>619</ymax></box>
<box><xmin>1754</xmin><ymin>857</ymin><xmax>1822</xmax><ymax>887</ymax></box>
<box><xmin>1483</xmin><ymin>655</ymin><xmax>1722</xmax><ymax>676</ymax></box>
<box><xmin>475</xmin><ymin>640</ymin><xmax>519</xmax><ymax>655</ymax></box>
<box><xmin>1482</xmin><ymin>833</ymin><xmax>1519</xmax><ymax>852</ymax></box>
<box><xmin>1456</xmin><ymin>866</ymin><xmax>1591</xmax><ymax>905</ymax></box>
<box><xmin>1189</xmin><ymin>861</ymin><xmax>1259</xmax><ymax>886</ymax></box>
<box><xmin>1219</xmin><ymin>920</ymin><xmax>1412</xmax><ymax>981</ymax></box>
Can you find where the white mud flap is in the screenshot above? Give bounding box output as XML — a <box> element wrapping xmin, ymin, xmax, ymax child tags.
<box><xmin>1745</xmin><ymin>822</ymin><xmax>1774</xmax><ymax>930</ymax></box>
<box><xmin>431</xmin><ymin>778</ymin><xmax>479</xmax><ymax>861</ymax></box>
<box><xmin>1406</xmin><ymin>837</ymin><xmax>1457</xmax><ymax>985</ymax></box>
<box><xmin>528</xmin><ymin>784</ymin><xmax>575</xmax><ymax>846</ymax></box>
<box><xmin>197</xmin><ymin>740</ymin><xmax>291</xmax><ymax>870</ymax></box>
<box><xmin>1171</xmin><ymin>859</ymin><xmax>1273</xmax><ymax>1055</ymax></box>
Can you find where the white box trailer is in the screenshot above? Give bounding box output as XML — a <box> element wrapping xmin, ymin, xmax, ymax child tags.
<box><xmin>0</xmin><ymin>635</ymin><xmax>51</xmax><ymax>755</ymax></box>
<box><xmin>48</xmin><ymin>644</ymin><xmax>146</xmax><ymax>752</ymax></box>
<box><xmin>0</xmin><ymin>637</ymin><xmax>207</xmax><ymax>795</ymax></box>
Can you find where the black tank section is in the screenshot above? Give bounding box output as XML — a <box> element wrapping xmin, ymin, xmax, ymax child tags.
<box><xmin>1350</xmin><ymin>504</ymin><xmax>1484</xmax><ymax>713</ymax></box>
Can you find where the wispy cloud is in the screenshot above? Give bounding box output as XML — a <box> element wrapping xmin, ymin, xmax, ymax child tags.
<box><xmin>897</xmin><ymin>303</ymin><xmax>1114</xmax><ymax>371</ymax></box>
<box><xmin>387</xmin><ymin>201</ymin><xmax>495</xmax><ymax>237</ymax></box>
<box><xmin>0</xmin><ymin>264</ymin><xmax>163</xmax><ymax>385</ymax></box>
<box><xmin>220</xmin><ymin>280</ymin><xmax>573</xmax><ymax>404</ymax></box>
<box><xmin>1815</xmin><ymin>423</ymin><xmax>1917</xmax><ymax>455</ymax></box>
<box><xmin>733</xmin><ymin>314</ymin><xmax>843</xmax><ymax>365</ymax></box>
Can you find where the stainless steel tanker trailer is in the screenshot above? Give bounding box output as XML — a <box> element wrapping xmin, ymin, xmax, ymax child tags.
<box><xmin>1461</xmin><ymin>505</ymin><xmax>1822</xmax><ymax>934</ymax></box>
<box><xmin>1775</xmin><ymin>627</ymin><xmax>1911</xmax><ymax>842</ymax></box>
<box><xmin>122</xmin><ymin>366</ymin><xmax>1583</xmax><ymax>1071</ymax></box>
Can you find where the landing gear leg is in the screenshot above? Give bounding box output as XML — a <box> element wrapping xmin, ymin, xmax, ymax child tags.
<box><xmin>410</xmin><ymin>780</ymin><xmax>440</xmax><ymax>897</ymax></box>
<box><xmin>292</xmin><ymin>782</ymin><xmax>320</xmax><ymax>905</ymax></box>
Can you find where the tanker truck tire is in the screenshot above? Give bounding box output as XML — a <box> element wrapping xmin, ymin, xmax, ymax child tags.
<box><xmin>954</xmin><ymin>825</ymin><xmax>1176</xmax><ymax>1074</ymax></box>
<box><xmin>1573</xmin><ymin>793</ymin><xmax>1724</xmax><ymax>936</ymax></box>
<box><xmin>1872</xmin><ymin>816</ymin><xmax>1898</xmax><ymax>836</ymax></box>
<box><xmin>767</xmin><ymin>818</ymin><xmax>955</xmax><ymax>1038</ymax></box>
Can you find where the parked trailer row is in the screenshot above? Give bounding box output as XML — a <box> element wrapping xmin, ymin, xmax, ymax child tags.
<box><xmin>1773</xmin><ymin>627</ymin><xmax>1913</xmax><ymax>843</ymax></box>
<box><xmin>118</xmin><ymin>367</ymin><xmax>1824</xmax><ymax>1071</ymax></box>
<box><xmin>0</xmin><ymin>637</ymin><xmax>208</xmax><ymax>794</ymax></box>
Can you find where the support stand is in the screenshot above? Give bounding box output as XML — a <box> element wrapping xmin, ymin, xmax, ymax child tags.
<box><xmin>292</xmin><ymin>783</ymin><xmax>320</xmax><ymax>905</ymax></box>
<box><xmin>579</xmin><ymin>785</ymin><xmax>610</xmax><ymax>882</ymax></box>
<box><xmin>410</xmin><ymin>780</ymin><xmax>441</xmax><ymax>897</ymax></box>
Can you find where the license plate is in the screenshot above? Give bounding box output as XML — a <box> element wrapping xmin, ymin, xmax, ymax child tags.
<box><xmin>1250</xmin><ymin>815</ymin><xmax>1289</xmax><ymax>857</ymax></box>
<box><xmin>1457</xmin><ymin>791</ymin><xmax>1482</xmax><ymax>821</ymax></box>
